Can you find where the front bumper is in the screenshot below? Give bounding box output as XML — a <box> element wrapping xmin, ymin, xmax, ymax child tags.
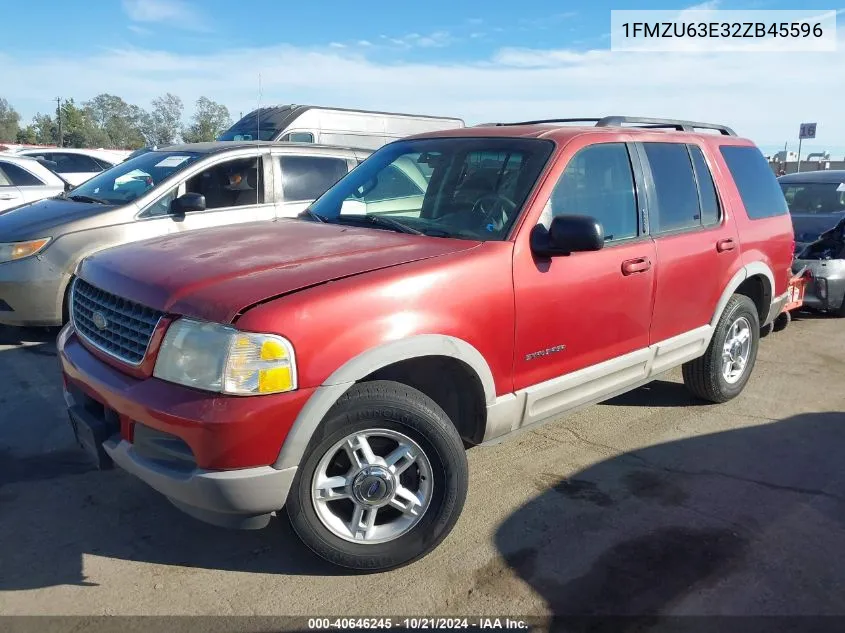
<box><xmin>0</xmin><ymin>256</ymin><xmax>66</xmax><ymax>327</ymax></box>
<box><xmin>58</xmin><ymin>325</ymin><xmax>316</xmax><ymax>529</ymax></box>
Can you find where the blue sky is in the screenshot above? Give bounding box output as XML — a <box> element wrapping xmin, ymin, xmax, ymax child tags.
<box><xmin>1</xmin><ymin>0</ymin><xmax>844</xmax><ymax>156</ymax></box>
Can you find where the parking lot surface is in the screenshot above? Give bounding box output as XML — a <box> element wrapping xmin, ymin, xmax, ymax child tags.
<box><xmin>1</xmin><ymin>315</ymin><xmax>844</xmax><ymax>617</ymax></box>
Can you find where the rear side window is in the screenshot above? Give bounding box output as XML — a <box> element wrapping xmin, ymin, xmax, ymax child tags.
<box><xmin>689</xmin><ymin>146</ymin><xmax>720</xmax><ymax>225</ymax></box>
<box><xmin>720</xmin><ymin>145</ymin><xmax>789</xmax><ymax>219</ymax></box>
<box><xmin>0</xmin><ymin>161</ymin><xmax>44</xmax><ymax>186</ymax></box>
<box><xmin>52</xmin><ymin>153</ymin><xmax>103</xmax><ymax>173</ymax></box>
<box><xmin>279</xmin><ymin>155</ymin><xmax>349</xmax><ymax>201</ymax></box>
<box><xmin>643</xmin><ymin>143</ymin><xmax>701</xmax><ymax>233</ymax></box>
<box><xmin>548</xmin><ymin>143</ymin><xmax>639</xmax><ymax>242</ymax></box>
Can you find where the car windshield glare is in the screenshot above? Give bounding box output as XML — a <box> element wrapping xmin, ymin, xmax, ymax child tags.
<box><xmin>68</xmin><ymin>151</ymin><xmax>203</xmax><ymax>205</ymax></box>
<box><xmin>308</xmin><ymin>137</ymin><xmax>555</xmax><ymax>241</ymax></box>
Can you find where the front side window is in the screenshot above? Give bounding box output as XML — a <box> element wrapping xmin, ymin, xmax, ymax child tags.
<box><xmin>141</xmin><ymin>156</ymin><xmax>265</xmax><ymax>217</ymax></box>
<box><xmin>0</xmin><ymin>161</ymin><xmax>44</xmax><ymax>187</ymax></box>
<box><xmin>308</xmin><ymin>137</ymin><xmax>554</xmax><ymax>240</ymax></box>
<box><xmin>280</xmin><ymin>156</ymin><xmax>349</xmax><ymax>202</ymax></box>
<box><xmin>644</xmin><ymin>143</ymin><xmax>701</xmax><ymax>233</ymax></box>
<box><xmin>70</xmin><ymin>151</ymin><xmax>203</xmax><ymax>205</ymax></box>
<box><xmin>720</xmin><ymin>145</ymin><xmax>789</xmax><ymax>219</ymax></box>
<box><xmin>189</xmin><ymin>157</ymin><xmax>265</xmax><ymax>210</ymax></box>
<box><xmin>544</xmin><ymin>143</ymin><xmax>638</xmax><ymax>242</ymax></box>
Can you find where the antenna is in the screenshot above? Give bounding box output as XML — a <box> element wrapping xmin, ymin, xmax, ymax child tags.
<box><xmin>257</xmin><ymin>72</ymin><xmax>262</xmax><ymax>143</ymax></box>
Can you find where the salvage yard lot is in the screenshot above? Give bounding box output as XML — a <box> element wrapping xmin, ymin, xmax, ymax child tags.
<box><xmin>1</xmin><ymin>316</ymin><xmax>845</xmax><ymax>616</ymax></box>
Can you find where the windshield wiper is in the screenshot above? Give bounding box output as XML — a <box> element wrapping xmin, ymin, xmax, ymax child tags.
<box><xmin>67</xmin><ymin>194</ymin><xmax>110</xmax><ymax>205</ymax></box>
<box><xmin>298</xmin><ymin>208</ymin><xmax>328</xmax><ymax>223</ymax></box>
<box><xmin>362</xmin><ymin>214</ymin><xmax>423</xmax><ymax>235</ymax></box>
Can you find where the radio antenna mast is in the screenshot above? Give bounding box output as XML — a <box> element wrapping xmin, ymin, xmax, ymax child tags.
<box><xmin>256</xmin><ymin>72</ymin><xmax>262</xmax><ymax>143</ymax></box>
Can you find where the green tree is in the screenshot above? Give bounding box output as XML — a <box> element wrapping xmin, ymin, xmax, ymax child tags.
<box><xmin>16</xmin><ymin>125</ymin><xmax>38</xmax><ymax>144</ymax></box>
<box><xmin>60</xmin><ymin>99</ymin><xmax>111</xmax><ymax>148</ymax></box>
<box><xmin>182</xmin><ymin>96</ymin><xmax>231</xmax><ymax>143</ymax></box>
<box><xmin>145</xmin><ymin>93</ymin><xmax>183</xmax><ymax>146</ymax></box>
<box><xmin>83</xmin><ymin>93</ymin><xmax>146</xmax><ymax>148</ymax></box>
<box><xmin>31</xmin><ymin>113</ymin><xmax>58</xmax><ymax>145</ymax></box>
<box><xmin>0</xmin><ymin>97</ymin><xmax>21</xmax><ymax>142</ymax></box>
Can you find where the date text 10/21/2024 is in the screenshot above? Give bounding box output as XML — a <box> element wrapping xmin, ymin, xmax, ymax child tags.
<box><xmin>307</xmin><ymin>618</ymin><xmax>530</xmax><ymax>630</ymax></box>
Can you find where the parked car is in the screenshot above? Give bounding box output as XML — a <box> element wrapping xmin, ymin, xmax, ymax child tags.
<box><xmin>58</xmin><ymin>116</ymin><xmax>793</xmax><ymax>571</ymax></box>
<box><xmin>14</xmin><ymin>148</ymin><xmax>126</xmax><ymax>186</ymax></box>
<box><xmin>0</xmin><ymin>154</ymin><xmax>68</xmax><ymax>213</ymax></box>
<box><xmin>217</xmin><ymin>105</ymin><xmax>464</xmax><ymax>149</ymax></box>
<box><xmin>779</xmin><ymin>170</ymin><xmax>845</xmax><ymax>252</ymax></box>
<box><xmin>0</xmin><ymin>141</ymin><xmax>368</xmax><ymax>327</ymax></box>
<box><xmin>793</xmin><ymin>215</ymin><xmax>845</xmax><ymax>316</ymax></box>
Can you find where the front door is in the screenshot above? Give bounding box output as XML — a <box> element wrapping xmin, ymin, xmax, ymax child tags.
<box><xmin>172</xmin><ymin>153</ymin><xmax>277</xmax><ymax>232</ymax></box>
<box><xmin>512</xmin><ymin>141</ymin><xmax>656</xmax><ymax>423</ymax></box>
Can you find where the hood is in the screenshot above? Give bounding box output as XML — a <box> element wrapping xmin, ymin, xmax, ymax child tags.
<box><xmin>78</xmin><ymin>219</ymin><xmax>480</xmax><ymax>323</ymax></box>
<box><xmin>0</xmin><ymin>197</ymin><xmax>120</xmax><ymax>241</ymax></box>
<box><xmin>791</xmin><ymin>211</ymin><xmax>845</xmax><ymax>250</ymax></box>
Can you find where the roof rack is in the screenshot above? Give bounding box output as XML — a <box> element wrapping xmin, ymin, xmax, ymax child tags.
<box><xmin>485</xmin><ymin>116</ymin><xmax>737</xmax><ymax>136</ymax></box>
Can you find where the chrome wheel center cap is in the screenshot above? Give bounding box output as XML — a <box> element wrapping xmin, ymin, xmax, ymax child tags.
<box><xmin>352</xmin><ymin>466</ymin><xmax>395</xmax><ymax>506</ymax></box>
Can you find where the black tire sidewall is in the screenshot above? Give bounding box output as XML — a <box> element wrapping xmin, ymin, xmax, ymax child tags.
<box><xmin>711</xmin><ymin>296</ymin><xmax>760</xmax><ymax>399</ymax></box>
<box><xmin>287</xmin><ymin>383</ymin><xmax>467</xmax><ymax>571</ymax></box>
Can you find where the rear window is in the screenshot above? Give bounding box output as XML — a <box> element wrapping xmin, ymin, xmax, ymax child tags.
<box><xmin>720</xmin><ymin>145</ymin><xmax>788</xmax><ymax>219</ymax></box>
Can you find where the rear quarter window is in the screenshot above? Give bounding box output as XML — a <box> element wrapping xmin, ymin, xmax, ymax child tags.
<box><xmin>719</xmin><ymin>145</ymin><xmax>788</xmax><ymax>219</ymax></box>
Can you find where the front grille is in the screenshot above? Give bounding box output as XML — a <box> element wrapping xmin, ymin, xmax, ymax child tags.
<box><xmin>71</xmin><ymin>278</ymin><xmax>163</xmax><ymax>365</ymax></box>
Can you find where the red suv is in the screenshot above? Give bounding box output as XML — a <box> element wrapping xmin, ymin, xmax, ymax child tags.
<box><xmin>58</xmin><ymin>117</ymin><xmax>794</xmax><ymax>570</ymax></box>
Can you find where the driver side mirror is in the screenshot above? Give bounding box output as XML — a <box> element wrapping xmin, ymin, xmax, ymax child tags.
<box><xmin>530</xmin><ymin>214</ymin><xmax>605</xmax><ymax>257</ymax></box>
<box><xmin>170</xmin><ymin>192</ymin><xmax>205</xmax><ymax>218</ymax></box>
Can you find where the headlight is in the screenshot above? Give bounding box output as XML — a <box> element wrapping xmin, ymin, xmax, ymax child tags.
<box><xmin>153</xmin><ymin>318</ymin><xmax>297</xmax><ymax>395</ymax></box>
<box><xmin>0</xmin><ymin>238</ymin><xmax>51</xmax><ymax>263</ymax></box>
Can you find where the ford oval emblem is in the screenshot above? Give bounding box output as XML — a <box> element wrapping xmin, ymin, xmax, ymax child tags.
<box><xmin>367</xmin><ymin>481</ymin><xmax>381</xmax><ymax>498</ymax></box>
<box><xmin>91</xmin><ymin>311</ymin><xmax>108</xmax><ymax>331</ymax></box>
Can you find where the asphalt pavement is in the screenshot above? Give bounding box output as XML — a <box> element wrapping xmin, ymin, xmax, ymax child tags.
<box><xmin>1</xmin><ymin>313</ymin><xmax>844</xmax><ymax>619</ymax></box>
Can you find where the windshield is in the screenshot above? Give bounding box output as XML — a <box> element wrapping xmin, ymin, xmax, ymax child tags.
<box><xmin>781</xmin><ymin>182</ymin><xmax>845</xmax><ymax>215</ymax></box>
<box><xmin>216</xmin><ymin>107</ymin><xmax>291</xmax><ymax>141</ymax></box>
<box><xmin>308</xmin><ymin>137</ymin><xmax>555</xmax><ymax>240</ymax></box>
<box><xmin>69</xmin><ymin>151</ymin><xmax>203</xmax><ymax>205</ymax></box>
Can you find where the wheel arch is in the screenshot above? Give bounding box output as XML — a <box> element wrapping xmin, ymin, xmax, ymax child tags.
<box><xmin>274</xmin><ymin>335</ymin><xmax>496</xmax><ymax>470</ymax></box>
<box><xmin>710</xmin><ymin>261</ymin><xmax>775</xmax><ymax>329</ymax></box>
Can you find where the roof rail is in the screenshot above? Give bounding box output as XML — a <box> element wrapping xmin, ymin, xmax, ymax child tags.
<box><xmin>484</xmin><ymin>116</ymin><xmax>737</xmax><ymax>136</ymax></box>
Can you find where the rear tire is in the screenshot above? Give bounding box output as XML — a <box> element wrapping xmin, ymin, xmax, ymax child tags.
<box><xmin>286</xmin><ymin>380</ymin><xmax>468</xmax><ymax>571</ymax></box>
<box><xmin>683</xmin><ymin>294</ymin><xmax>760</xmax><ymax>403</ymax></box>
<box><xmin>835</xmin><ymin>295</ymin><xmax>845</xmax><ymax>318</ymax></box>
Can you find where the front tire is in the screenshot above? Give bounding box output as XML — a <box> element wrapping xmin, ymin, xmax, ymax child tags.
<box><xmin>683</xmin><ymin>294</ymin><xmax>760</xmax><ymax>403</ymax></box>
<box><xmin>286</xmin><ymin>380</ymin><xmax>468</xmax><ymax>571</ymax></box>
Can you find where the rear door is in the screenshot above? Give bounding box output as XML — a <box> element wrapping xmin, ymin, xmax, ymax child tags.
<box><xmin>276</xmin><ymin>153</ymin><xmax>353</xmax><ymax>217</ymax></box>
<box><xmin>0</xmin><ymin>161</ymin><xmax>23</xmax><ymax>210</ymax></box>
<box><xmin>634</xmin><ymin>141</ymin><xmax>741</xmax><ymax>344</ymax></box>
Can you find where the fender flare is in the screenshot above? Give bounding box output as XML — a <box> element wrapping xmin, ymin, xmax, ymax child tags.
<box><xmin>710</xmin><ymin>261</ymin><xmax>775</xmax><ymax>328</ymax></box>
<box><xmin>273</xmin><ymin>334</ymin><xmax>496</xmax><ymax>470</ymax></box>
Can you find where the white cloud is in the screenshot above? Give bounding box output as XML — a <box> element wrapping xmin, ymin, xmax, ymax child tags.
<box><xmin>2</xmin><ymin>37</ymin><xmax>843</xmax><ymax>153</ymax></box>
<box><xmin>329</xmin><ymin>42</ymin><xmax>345</xmax><ymax>48</ymax></box>
<box><xmin>122</xmin><ymin>0</ymin><xmax>209</xmax><ymax>30</ymax></box>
